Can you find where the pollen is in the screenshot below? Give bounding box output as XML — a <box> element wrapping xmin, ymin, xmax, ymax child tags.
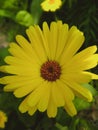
<box><xmin>49</xmin><ymin>0</ymin><xmax>55</xmax><ymax>4</ymax></box>
<box><xmin>40</xmin><ymin>61</ymin><xmax>61</xmax><ymax>81</ymax></box>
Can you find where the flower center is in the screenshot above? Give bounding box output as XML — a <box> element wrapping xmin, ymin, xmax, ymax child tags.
<box><xmin>49</xmin><ymin>0</ymin><xmax>55</xmax><ymax>4</ymax></box>
<box><xmin>40</xmin><ymin>61</ymin><xmax>61</xmax><ymax>81</ymax></box>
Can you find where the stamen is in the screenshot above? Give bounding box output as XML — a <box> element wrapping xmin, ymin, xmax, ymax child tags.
<box><xmin>40</xmin><ymin>61</ymin><xmax>61</xmax><ymax>81</ymax></box>
<box><xmin>49</xmin><ymin>0</ymin><xmax>55</xmax><ymax>4</ymax></box>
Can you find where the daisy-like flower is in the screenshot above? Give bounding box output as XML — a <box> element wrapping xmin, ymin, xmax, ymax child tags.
<box><xmin>0</xmin><ymin>111</ymin><xmax>7</xmax><ymax>128</ymax></box>
<box><xmin>0</xmin><ymin>21</ymin><xmax>98</xmax><ymax>118</ymax></box>
<box><xmin>41</xmin><ymin>0</ymin><xmax>62</xmax><ymax>12</ymax></box>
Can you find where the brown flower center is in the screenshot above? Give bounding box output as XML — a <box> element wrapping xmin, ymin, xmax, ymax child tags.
<box><xmin>40</xmin><ymin>61</ymin><xmax>61</xmax><ymax>81</ymax></box>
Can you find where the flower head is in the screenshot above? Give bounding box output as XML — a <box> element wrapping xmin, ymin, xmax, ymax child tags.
<box><xmin>0</xmin><ymin>21</ymin><xmax>98</xmax><ymax>118</ymax></box>
<box><xmin>41</xmin><ymin>0</ymin><xmax>62</xmax><ymax>12</ymax></box>
<box><xmin>0</xmin><ymin>111</ymin><xmax>7</xmax><ymax>128</ymax></box>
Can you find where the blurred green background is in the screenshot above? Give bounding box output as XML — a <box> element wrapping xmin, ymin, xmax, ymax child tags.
<box><xmin>0</xmin><ymin>0</ymin><xmax>98</xmax><ymax>130</ymax></box>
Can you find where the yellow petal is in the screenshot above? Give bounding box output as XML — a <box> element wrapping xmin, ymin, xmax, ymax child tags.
<box><xmin>55</xmin><ymin>23</ymin><xmax>69</xmax><ymax>60</ymax></box>
<box><xmin>42</xmin><ymin>22</ymin><xmax>51</xmax><ymax>59</ymax></box>
<box><xmin>0</xmin><ymin>66</ymin><xmax>7</xmax><ymax>73</ymax></box>
<box><xmin>49</xmin><ymin>21</ymin><xmax>59</xmax><ymax>60</ymax></box>
<box><xmin>14</xmin><ymin>85</ymin><xmax>38</xmax><ymax>98</ymax></box>
<box><xmin>65</xmin><ymin>80</ymin><xmax>93</xmax><ymax>102</ymax></box>
<box><xmin>4</xmin><ymin>65</ymin><xmax>39</xmax><ymax>75</ymax></box>
<box><xmin>60</xmin><ymin>27</ymin><xmax>84</xmax><ymax>65</ymax></box>
<box><xmin>47</xmin><ymin>85</ymin><xmax>57</xmax><ymax>118</ymax></box>
<box><xmin>26</xmin><ymin>26</ymin><xmax>47</xmax><ymax>63</ymax></box>
<box><xmin>9</xmin><ymin>42</ymin><xmax>31</xmax><ymax>60</ymax></box>
<box><xmin>56</xmin><ymin>80</ymin><xmax>74</xmax><ymax>100</ymax></box>
<box><xmin>19</xmin><ymin>97</ymin><xmax>29</xmax><ymax>113</ymax></box>
<box><xmin>16</xmin><ymin>35</ymin><xmax>41</xmax><ymax>65</ymax></box>
<box><xmin>0</xmin><ymin>75</ymin><xmax>37</xmax><ymax>84</ymax></box>
<box><xmin>66</xmin><ymin>54</ymin><xmax>98</xmax><ymax>71</ymax></box>
<box><xmin>4</xmin><ymin>56</ymin><xmax>39</xmax><ymax>68</ymax></box>
<box><xmin>4</xmin><ymin>78</ymin><xmax>43</xmax><ymax>92</ymax></box>
<box><xmin>63</xmin><ymin>45</ymin><xmax>97</xmax><ymax>68</ymax></box>
<box><xmin>34</xmin><ymin>25</ymin><xmax>49</xmax><ymax>58</ymax></box>
<box><xmin>51</xmin><ymin>82</ymin><xmax>65</xmax><ymax>107</ymax></box>
<box><xmin>64</xmin><ymin>100</ymin><xmax>77</xmax><ymax>117</ymax></box>
<box><xmin>27</xmin><ymin>81</ymin><xmax>48</xmax><ymax>107</ymax></box>
<box><xmin>86</xmin><ymin>72</ymin><xmax>98</xmax><ymax>79</ymax></box>
<box><xmin>41</xmin><ymin>0</ymin><xmax>62</xmax><ymax>12</ymax></box>
<box><xmin>28</xmin><ymin>106</ymin><xmax>37</xmax><ymax>115</ymax></box>
<box><xmin>47</xmin><ymin>101</ymin><xmax>57</xmax><ymax>118</ymax></box>
<box><xmin>0</xmin><ymin>111</ymin><xmax>7</xmax><ymax>128</ymax></box>
<box><xmin>70</xmin><ymin>45</ymin><xmax>97</xmax><ymax>63</ymax></box>
<box><xmin>61</xmin><ymin>71</ymin><xmax>91</xmax><ymax>83</ymax></box>
<box><xmin>37</xmin><ymin>83</ymin><xmax>50</xmax><ymax>112</ymax></box>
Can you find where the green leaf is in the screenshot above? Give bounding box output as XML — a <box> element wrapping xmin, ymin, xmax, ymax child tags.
<box><xmin>1</xmin><ymin>0</ymin><xmax>28</xmax><ymax>10</ymax></box>
<box><xmin>15</xmin><ymin>10</ymin><xmax>34</xmax><ymax>26</ymax></box>
<box><xmin>77</xmin><ymin>118</ymin><xmax>92</xmax><ymax>130</ymax></box>
<box><xmin>55</xmin><ymin>123</ymin><xmax>68</xmax><ymax>130</ymax></box>
<box><xmin>0</xmin><ymin>92</ymin><xmax>20</xmax><ymax>111</ymax></box>
<box><xmin>0</xmin><ymin>47</ymin><xmax>9</xmax><ymax>65</ymax></box>
<box><xmin>30</xmin><ymin>0</ymin><xmax>43</xmax><ymax>24</ymax></box>
<box><xmin>82</xmin><ymin>83</ymin><xmax>97</xmax><ymax>96</ymax></box>
<box><xmin>69</xmin><ymin>118</ymin><xmax>80</xmax><ymax>130</ymax></box>
<box><xmin>73</xmin><ymin>97</ymin><xmax>91</xmax><ymax>111</ymax></box>
<box><xmin>56</xmin><ymin>108</ymin><xmax>72</xmax><ymax>127</ymax></box>
<box><xmin>69</xmin><ymin>118</ymin><xmax>92</xmax><ymax>130</ymax></box>
<box><xmin>0</xmin><ymin>9</ymin><xmax>14</xmax><ymax>18</ymax></box>
<box><xmin>2</xmin><ymin>0</ymin><xmax>18</xmax><ymax>9</ymax></box>
<box><xmin>73</xmin><ymin>83</ymin><xmax>97</xmax><ymax>111</ymax></box>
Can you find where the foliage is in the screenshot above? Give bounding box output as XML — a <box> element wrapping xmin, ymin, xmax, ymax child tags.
<box><xmin>0</xmin><ymin>0</ymin><xmax>98</xmax><ymax>130</ymax></box>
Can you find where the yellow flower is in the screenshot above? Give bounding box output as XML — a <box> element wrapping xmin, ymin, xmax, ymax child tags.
<box><xmin>41</xmin><ymin>0</ymin><xmax>62</xmax><ymax>12</ymax></box>
<box><xmin>0</xmin><ymin>111</ymin><xmax>7</xmax><ymax>128</ymax></box>
<box><xmin>0</xmin><ymin>21</ymin><xmax>98</xmax><ymax>118</ymax></box>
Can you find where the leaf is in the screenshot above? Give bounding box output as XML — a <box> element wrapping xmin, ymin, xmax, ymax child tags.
<box><xmin>15</xmin><ymin>10</ymin><xmax>34</xmax><ymax>26</ymax></box>
<box><xmin>69</xmin><ymin>118</ymin><xmax>92</xmax><ymax>130</ymax></box>
<box><xmin>30</xmin><ymin>0</ymin><xmax>43</xmax><ymax>24</ymax></box>
<box><xmin>82</xmin><ymin>83</ymin><xmax>97</xmax><ymax>96</ymax></box>
<box><xmin>55</xmin><ymin>123</ymin><xmax>68</xmax><ymax>130</ymax></box>
<box><xmin>69</xmin><ymin>118</ymin><xmax>80</xmax><ymax>130</ymax></box>
<box><xmin>0</xmin><ymin>92</ymin><xmax>20</xmax><ymax>111</ymax></box>
<box><xmin>73</xmin><ymin>83</ymin><xmax>97</xmax><ymax>111</ymax></box>
<box><xmin>0</xmin><ymin>47</ymin><xmax>9</xmax><ymax>65</ymax></box>
<box><xmin>73</xmin><ymin>97</ymin><xmax>91</xmax><ymax>112</ymax></box>
<box><xmin>0</xmin><ymin>0</ymin><xmax>28</xmax><ymax>10</ymax></box>
<box><xmin>77</xmin><ymin>119</ymin><xmax>92</xmax><ymax>130</ymax></box>
<box><xmin>0</xmin><ymin>9</ymin><xmax>14</xmax><ymax>18</ymax></box>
